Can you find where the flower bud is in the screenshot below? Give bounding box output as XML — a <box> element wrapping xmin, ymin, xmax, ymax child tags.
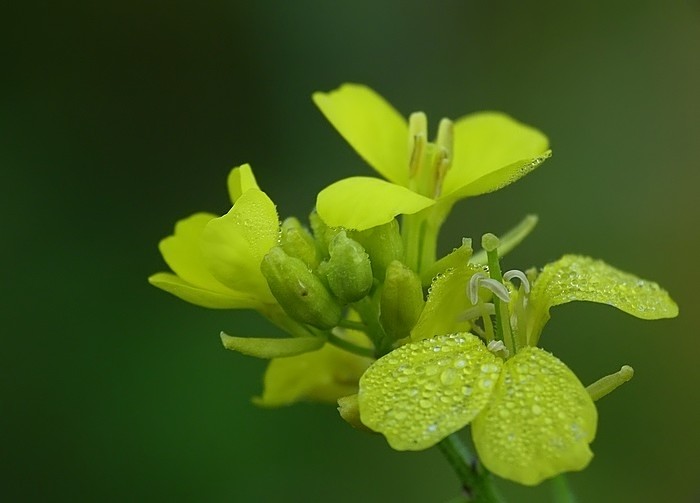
<box><xmin>280</xmin><ymin>217</ymin><xmax>319</xmax><ymax>268</ymax></box>
<box><xmin>349</xmin><ymin>219</ymin><xmax>404</xmax><ymax>280</ymax></box>
<box><xmin>318</xmin><ymin>231</ymin><xmax>373</xmax><ymax>304</ymax></box>
<box><xmin>308</xmin><ymin>210</ymin><xmax>340</xmax><ymax>259</ymax></box>
<box><xmin>380</xmin><ymin>260</ymin><xmax>425</xmax><ymax>341</ymax></box>
<box><xmin>261</xmin><ymin>246</ymin><xmax>341</xmax><ymax>329</ymax></box>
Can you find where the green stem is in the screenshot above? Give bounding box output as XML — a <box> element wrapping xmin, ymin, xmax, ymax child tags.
<box><xmin>437</xmin><ymin>434</ymin><xmax>505</xmax><ymax>503</ymax></box>
<box><xmin>485</xmin><ymin>248</ymin><xmax>516</xmax><ymax>355</ymax></box>
<box><xmin>550</xmin><ymin>475</ymin><xmax>577</xmax><ymax>503</ymax></box>
<box><xmin>337</xmin><ymin>319</ymin><xmax>367</xmax><ymax>332</ymax></box>
<box><xmin>326</xmin><ymin>332</ymin><xmax>375</xmax><ymax>358</ymax></box>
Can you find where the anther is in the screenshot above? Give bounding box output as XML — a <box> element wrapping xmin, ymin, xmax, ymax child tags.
<box><xmin>503</xmin><ymin>269</ymin><xmax>531</xmax><ymax>293</ymax></box>
<box><xmin>487</xmin><ymin>340</ymin><xmax>510</xmax><ymax>359</ymax></box>
<box><xmin>467</xmin><ymin>272</ymin><xmax>511</xmax><ymax>304</ymax></box>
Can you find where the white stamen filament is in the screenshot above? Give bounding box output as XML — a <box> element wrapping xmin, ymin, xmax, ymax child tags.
<box><xmin>503</xmin><ymin>269</ymin><xmax>531</xmax><ymax>293</ymax></box>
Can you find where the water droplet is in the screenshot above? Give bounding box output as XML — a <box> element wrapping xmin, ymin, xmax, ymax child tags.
<box><xmin>440</xmin><ymin>369</ymin><xmax>457</xmax><ymax>385</ymax></box>
<box><xmin>479</xmin><ymin>378</ymin><xmax>494</xmax><ymax>389</ymax></box>
<box><xmin>425</xmin><ymin>365</ymin><xmax>439</xmax><ymax>376</ymax></box>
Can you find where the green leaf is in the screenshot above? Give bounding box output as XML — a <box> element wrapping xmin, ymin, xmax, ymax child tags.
<box><xmin>313</xmin><ymin>83</ymin><xmax>409</xmax><ymax>185</ymax></box>
<box><xmin>358</xmin><ymin>333</ymin><xmax>502</xmax><ymax>450</ymax></box>
<box><xmin>527</xmin><ymin>255</ymin><xmax>679</xmax><ymax>343</ymax></box>
<box><xmin>472</xmin><ymin>347</ymin><xmax>597</xmax><ymax>486</ymax></box>
<box><xmin>317</xmin><ymin>176</ymin><xmax>434</xmax><ymax>230</ymax></box>
<box><xmin>220</xmin><ymin>332</ymin><xmax>325</xmax><ymax>358</ymax></box>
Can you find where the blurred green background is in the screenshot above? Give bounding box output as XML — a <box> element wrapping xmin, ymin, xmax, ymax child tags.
<box><xmin>3</xmin><ymin>1</ymin><xmax>699</xmax><ymax>501</ymax></box>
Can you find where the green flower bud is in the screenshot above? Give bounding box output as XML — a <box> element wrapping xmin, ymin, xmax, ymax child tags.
<box><xmin>318</xmin><ymin>231</ymin><xmax>373</xmax><ymax>304</ymax></box>
<box><xmin>308</xmin><ymin>210</ymin><xmax>341</xmax><ymax>259</ymax></box>
<box><xmin>280</xmin><ymin>217</ymin><xmax>319</xmax><ymax>268</ymax></box>
<box><xmin>380</xmin><ymin>260</ymin><xmax>425</xmax><ymax>341</ymax></box>
<box><xmin>349</xmin><ymin>219</ymin><xmax>404</xmax><ymax>280</ymax></box>
<box><xmin>261</xmin><ymin>246</ymin><xmax>341</xmax><ymax>329</ymax></box>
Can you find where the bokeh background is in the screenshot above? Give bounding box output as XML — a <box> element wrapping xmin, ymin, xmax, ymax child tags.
<box><xmin>3</xmin><ymin>1</ymin><xmax>699</xmax><ymax>501</ymax></box>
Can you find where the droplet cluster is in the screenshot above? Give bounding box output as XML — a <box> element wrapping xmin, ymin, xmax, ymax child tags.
<box><xmin>358</xmin><ymin>333</ymin><xmax>502</xmax><ymax>451</ymax></box>
<box><xmin>472</xmin><ymin>346</ymin><xmax>597</xmax><ymax>485</ymax></box>
<box><xmin>531</xmin><ymin>255</ymin><xmax>678</xmax><ymax>320</ymax></box>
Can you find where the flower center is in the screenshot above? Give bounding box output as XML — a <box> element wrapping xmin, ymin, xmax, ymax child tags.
<box><xmin>407</xmin><ymin>112</ymin><xmax>454</xmax><ymax>199</ymax></box>
<box><xmin>461</xmin><ymin>234</ymin><xmax>535</xmax><ymax>356</ymax></box>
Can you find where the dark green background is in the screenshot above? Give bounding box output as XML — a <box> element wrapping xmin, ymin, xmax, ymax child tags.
<box><xmin>3</xmin><ymin>1</ymin><xmax>699</xmax><ymax>501</ymax></box>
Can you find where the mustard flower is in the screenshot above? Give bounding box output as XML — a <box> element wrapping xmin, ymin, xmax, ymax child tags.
<box><xmin>357</xmin><ymin>251</ymin><xmax>678</xmax><ymax>485</ymax></box>
<box><xmin>313</xmin><ymin>83</ymin><xmax>551</xmax><ymax>272</ymax></box>
<box><xmin>148</xmin><ymin>164</ymin><xmax>278</xmax><ymax>312</ymax></box>
<box><xmin>150</xmin><ymin>163</ymin><xmax>371</xmax><ymax>407</ymax></box>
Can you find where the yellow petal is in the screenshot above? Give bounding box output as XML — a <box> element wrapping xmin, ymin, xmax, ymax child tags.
<box><xmin>472</xmin><ymin>347</ymin><xmax>597</xmax><ymax>486</ymax></box>
<box><xmin>316</xmin><ymin>176</ymin><xmax>434</xmax><ymax>230</ymax></box>
<box><xmin>148</xmin><ymin>272</ymin><xmax>260</xmax><ymax>309</ymax></box>
<box><xmin>200</xmin><ymin>189</ymin><xmax>279</xmax><ymax>302</ymax></box>
<box><xmin>254</xmin><ymin>342</ymin><xmax>372</xmax><ymax>407</ymax></box>
<box><xmin>220</xmin><ymin>332</ymin><xmax>325</xmax><ymax>358</ymax></box>
<box><xmin>313</xmin><ymin>84</ymin><xmax>409</xmax><ymax>185</ymax></box>
<box><xmin>527</xmin><ymin>255</ymin><xmax>679</xmax><ymax>342</ymax></box>
<box><xmin>358</xmin><ymin>333</ymin><xmax>502</xmax><ymax>450</ymax></box>
<box><xmin>227</xmin><ymin>163</ymin><xmax>260</xmax><ymax>203</ymax></box>
<box><xmin>411</xmin><ymin>265</ymin><xmax>483</xmax><ymax>341</ymax></box>
<box><xmin>158</xmin><ymin>212</ymin><xmax>226</xmax><ymax>293</ymax></box>
<box><xmin>442</xmin><ymin>112</ymin><xmax>550</xmax><ymax>199</ymax></box>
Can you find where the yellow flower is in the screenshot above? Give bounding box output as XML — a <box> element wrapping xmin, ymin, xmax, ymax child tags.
<box><xmin>149</xmin><ymin>164</ymin><xmax>279</xmax><ymax>311</ymax></box>
<box><xmin>357</xmin><ymin>255</ymin><xmax>678</xmax><ymax>485</ymax></box>
<box><xmin>314</xmin><ymin>83</ymin><xmax>549</xmax><ymax>223</ymax></box>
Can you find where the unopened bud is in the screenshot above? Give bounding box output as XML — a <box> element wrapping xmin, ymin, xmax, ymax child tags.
<box><xmin>318</xmin><ymin>231</ymin><xmax>373</xmax><ymax>304</ymax></box>
<box><xmin>350</xmin><ymin>219</ymin><xmax>404</xmax><ymax>280</ymax></box>
<box><xmin>380</xmin><ymin>260</ymin><xmax>425</xmax><ymax>341</ymax></box>
<box><xmin>261</xmin><ymin>247</ymin><xmax>341</xmax><ymax>329</ymax></box>
<box><xmin>281</xmin><ymin>217</ymin><xmax>319</xmax><ymax>268</ymax></box>
<box><xmin>308</xmin><ymin>210</ymin><xmax>340</xmax><ymax>259</ymax></box>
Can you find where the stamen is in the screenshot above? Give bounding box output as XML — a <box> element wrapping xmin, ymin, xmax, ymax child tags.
<box><xmin>487</xmin><ymin>340</ymin><xmax>510</xmax><ymax>358</ymax></box>
<box><xmin>458</xmin><ymin>302</ymin><xmax>495</xmax><ymax>321</ymax></box>
<box><xmin>503</xmin><ymin>269</ymin><xmax>531</xmax><ymax>293</ymax></box>
<box><xmin>468</xmin><ymin>272</ymin><xmax>488</xmax><ymax>305</ymax></box>
<box><xmin>432</xmin><ymin>149</ymin><xmax>450</xmax><ymax>198</ymax></box>
<box><xmin>479</xmin><ymin>278</ymin><xmax>511</xmax><ymax>303</ymax></box>
<box><xmin>408</xmin><ymin>112</ymin><xmax>427</xmax><ymax>177</ymax></box>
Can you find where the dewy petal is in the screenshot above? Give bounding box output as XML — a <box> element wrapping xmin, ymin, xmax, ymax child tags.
<box><xmin>158</xmin><ymin>212</ymin><xmax>227</xmax><ymax>293</ymax></box>
<box><xmin>316</xmin><ymin>176</ymin><xmax>434</xmax><ymax>230</ymax></box>
<box><xmin>227</xmin><ymin>163</ymin><xmax>260</xmax><ymax>204</ymax></box>
<box><xmin>220</xmin><ymin>332</ymin><xmax>325</xmax><ymax>358</ymax></box>
<box><xmin>313</xmin><ymin>83</ymin><xmax>409</xmax><ymax>185</ymax></box>
<box><xmin>527</xmin><ymin>255</ymin><xmax>679</xmax><ymax>342</ymax></box>
<box><xmin>442</xmin><ymin>112</ymin><xmax>550</xmax><ymax>199</ymax></box>
<box><xmin>472</xmin><ymin>347</ymin><xmax>597</xmax><ymax>486</ymax></box>
<box><xmin>148</xmin><ymin>272</ymin><xmax>260</xmax><ymax>309</ymax></box>
<box><xmin>254</xmin><ymin>342</ymin><xmax>372</xmax><ymax>407</ymax></box>
<box><xmin>411</xmin><ymin>265</ymin><xmax>484</xmax><ymax>341</ymax></box>
<box><xmin>358</xmin><ymin>333</ymin><xmax>502</xmax><ymax>451</ymax></box>
<box><xmin>201</xmin><ymin>188</ymin><xmax>279</xmax><ymax>303</ymax></box>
